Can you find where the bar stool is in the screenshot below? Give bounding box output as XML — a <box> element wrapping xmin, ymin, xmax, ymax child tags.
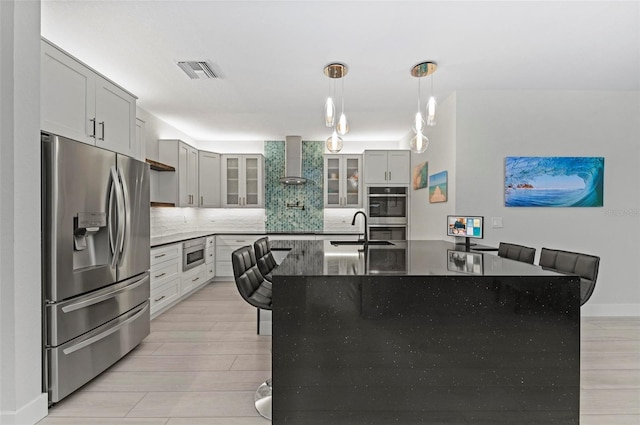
<box><xmin>231</xmin><ymin>245</ymin><xmax>272</xmax><ymax>420</ymax></box>
<box><xmin>539</xmin><ymin>247</ymin><xmax>600</xmax><ymax>306</ymax></box>
<box><xmin>497</xmin><ymin>242</ymin><xmax>536</xmax><ymax>264</ymax></box>
<box><xmin>254</xmin><ymin>236</ymin><xmax>278</xmax><ymax>282</ymax></box>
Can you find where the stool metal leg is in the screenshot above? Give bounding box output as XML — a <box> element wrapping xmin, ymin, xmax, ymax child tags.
<box><xmin>254</xmin><ymin>378</ymin><xmax>272</xmax><ymax>420</ymax></box>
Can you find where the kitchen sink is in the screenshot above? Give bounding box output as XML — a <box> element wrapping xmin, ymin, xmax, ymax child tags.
<box><xmin>330</xmin><ymin>240</ymin><xmax>395</xmax><ymax>246</ymax></box>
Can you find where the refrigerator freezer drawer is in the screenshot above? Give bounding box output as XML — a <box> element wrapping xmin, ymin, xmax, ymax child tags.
<box><xmin>46</xmin><ymin>272</ymin><xmax>150</xmax><ymax>346</ymax></box>
<box><xmin>47</xmin><ymin>300</ymin><xmax>150</xmax><ymax>403</ymax></box>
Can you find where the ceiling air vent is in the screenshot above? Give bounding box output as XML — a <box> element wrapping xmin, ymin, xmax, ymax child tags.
<box><xmin>176</xmin><ymin>61</ymin><xmax>222</xmax><ymax>80</ymax></box>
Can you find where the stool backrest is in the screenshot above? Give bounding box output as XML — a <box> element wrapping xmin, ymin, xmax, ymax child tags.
<box><xmin>254</xmin><ymin>237</ymin><xmax>278</xmax><ymax>278</ymax></box>
<box><xmin>231</xmin><ymin>245</ymin><xmax>271</xmax><ymax>309</ymax></box>
<box><xmin>539</xmin><ymin>247</ymin><xmax>600</xmax><ymax>305</ymax></box>
<box><xmin>498</xmin><ymin>242</ymin><xmax>536</xmax><ymax>264</ymax></box>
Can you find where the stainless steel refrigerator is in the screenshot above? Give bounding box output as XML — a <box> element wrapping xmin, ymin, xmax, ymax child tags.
<box><xmin>41</xmin><ymin>132</ymin><xmax>151</xmax><ymax>404</ymax></box>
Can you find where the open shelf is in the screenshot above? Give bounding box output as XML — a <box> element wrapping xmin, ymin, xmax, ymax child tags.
<box><xmin>146</xmin><ymin>159</ymin><xmax>175</xmax><ymax>172</ymax></box>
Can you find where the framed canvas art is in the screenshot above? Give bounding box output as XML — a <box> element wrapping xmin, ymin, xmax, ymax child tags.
<box><xmin>412</xmin><ymin>161</ymin><xmax>428</xmax><ymax>190</ymax></box>
<box><xmin>429</xmin><ymin>170</ymin><xmax>448</xmax><ymax>203</ymax></box>
<box><xmin>505</xmin><ymin>157</ymin><xmax>604</xmax><ymax>207</ymax></box>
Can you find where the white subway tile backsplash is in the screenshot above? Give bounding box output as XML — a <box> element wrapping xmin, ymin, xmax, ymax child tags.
<box><xmin>323</xmin><ymin>208</ymin><xmax>363</xmax><ymax>232</ymax></box>
<box><xmin>151</xmin><ymin>208</ymin><xmax>265</xmax><ymax>237</ymax></box>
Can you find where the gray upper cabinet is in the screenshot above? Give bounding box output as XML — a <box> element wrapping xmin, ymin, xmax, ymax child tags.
<box><xmin>158</xmin><ymin>140</ymin><xmax>199</xmax><ymax>207</ymax></box>
<box><xmin>221</xmin><ymin>155</ymin><xmax>264</xmax><ymax>208</ymax></box>
<box><xmin>198</xmin><ymin>151</ymin><xmax>221</xmax><ymax>208</ymax></box>
<box><xmin>41</xmin><ymin>39</ymin><xmax>137</xmax><ymax>158</ymax></box>
<box><xmin>364</xmin><ymin>150</ymin><xmax>411</xmax><ymax>185</ymax></box>
<box><xmin>324</xmin><ymin>155</ymin><xmax>362</xmax><ymax>208</ymax></box>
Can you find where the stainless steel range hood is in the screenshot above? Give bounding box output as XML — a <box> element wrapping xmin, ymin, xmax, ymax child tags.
<box><xmin>279</xmin><ymin>136</ymin><xmax>307</xmax><ymax>185</ymax></box>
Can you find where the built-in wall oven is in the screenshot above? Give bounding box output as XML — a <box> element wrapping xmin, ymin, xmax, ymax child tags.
<box><xmin>369</xmin><ymin>225</ymin><xmax>407</xmax><ymax>241</ymax></box>
<box><xmin>367</xmin><ymin>187</ymin><xmax>408</xmax><ymax>240</ymax></box>
<box><xmin>183</xmin><ymin>238</ymin><xmax>206</xmax><ymax>271</ymax></box>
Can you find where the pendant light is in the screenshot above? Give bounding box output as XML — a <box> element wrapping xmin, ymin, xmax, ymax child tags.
<box><xmin>323</xmin><ymin>63</ymin><xmax>349</xmax><ymax>152</ymax></box>
<box><xmin>324</xmin><ymin>76</ymin><xmax>335</xmax><ymax>127</ymax></box>
<box><xmin>326</xmin><ymin>130</ymin><xmax>343</xmax><ymax>153</ymax></box>
<box><xmin>410</xmin><ymin>61</ymin><xmax>437</xmax><ymax>154</ymax></box>
<box><xmin>336</xmin><ymin>77</ymin><xmax>349</xmax><ymax>136</ymax></box>
<box><xmin>426</xmin><ymin>70</ymin><xmax>437</xmax><ymax>127</ymax></box>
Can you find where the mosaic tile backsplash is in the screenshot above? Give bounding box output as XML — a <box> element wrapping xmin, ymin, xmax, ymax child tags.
<box><xmin>265</xmin><ymin>140</ymin><xmax>324</xmax><ymax>232</ymax></box>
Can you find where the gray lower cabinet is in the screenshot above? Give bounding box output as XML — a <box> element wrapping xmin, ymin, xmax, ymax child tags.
<box><xmin>150</xmin><ymin>241</ymin><xmax>211</xmax><ymax>318</ymax></box>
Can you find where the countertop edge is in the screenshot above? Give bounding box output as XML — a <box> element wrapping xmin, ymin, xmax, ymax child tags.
<box><xmin>151</xmin><ymin>231</ymin><xmax>361</xmax><ymax>248</ymax></box>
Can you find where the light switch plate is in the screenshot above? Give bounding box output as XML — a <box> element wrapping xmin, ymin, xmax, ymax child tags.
<box><xmin>491</xmin><ymin>217</ymin><xmax>503</xmax><ymax>228</ymax></box>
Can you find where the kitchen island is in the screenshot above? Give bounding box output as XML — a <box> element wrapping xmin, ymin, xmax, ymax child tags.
<box><xmin>271</xmin><ymin>240</ymin><xmax>580</xmax><ymax>425</ymax></box>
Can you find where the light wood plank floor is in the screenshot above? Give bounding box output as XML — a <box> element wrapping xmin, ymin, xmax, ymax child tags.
<box><xmin>38</xmin><ymin>282</ymin><xmax>639</xmax><ymax>425</ymax></box>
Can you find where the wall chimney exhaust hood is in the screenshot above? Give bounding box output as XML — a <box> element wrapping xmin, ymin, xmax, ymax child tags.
<box><xmin>280</xmin><ymin>136</ymin><xmax>307</xmax><ymax>185</ymax></box>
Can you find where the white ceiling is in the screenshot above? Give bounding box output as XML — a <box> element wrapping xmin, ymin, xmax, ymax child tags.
<box><xmin>41</xmin><ymin>1</ymin><xmax>640</xmax><ymax>145</ymax></box>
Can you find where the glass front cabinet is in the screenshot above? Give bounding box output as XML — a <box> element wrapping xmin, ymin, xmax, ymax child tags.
<box><xmin>324</xmin><ymin>154</ymin><xmax>362</xmax><ymax>208</ymax></box>
<box><xmin>221</xmin><ymin>154</ymin><xmax>264</xmax><ymax>207</ymax></box>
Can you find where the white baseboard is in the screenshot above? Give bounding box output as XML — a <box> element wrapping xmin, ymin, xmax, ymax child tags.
<box><xmin>581</xmin><ymin>303</ymin><xmax>640</xmax><ymax>317</ymax></box>
<box><xmin>0</xmin><ymin>393</ymin><xmax>48</xmax><ymax>425</ymax></box>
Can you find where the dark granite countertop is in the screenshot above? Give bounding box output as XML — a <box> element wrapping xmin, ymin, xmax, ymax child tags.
<box><xmin>150</xmin><ymin>231</ymin><xmax>360</xmax><ymax>248</ymax></box>
<box><xmin>271</xmin><ymin>239</ymin><xmax>566</xmax><ymax>277</ymax></box>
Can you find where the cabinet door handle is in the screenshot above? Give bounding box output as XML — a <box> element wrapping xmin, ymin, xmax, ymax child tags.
<box><xmin>154</xmin><ymin>295</ymin><xmax>166</xmax><ymax>302</ymax></box>
<box><xmin>389</xmin><ymin>172</ymin><xmax>391</xmax><ymax>181</ymax></box>
<box><xmin>98</xmin><ymin>121</ymin><xmax>105</xmax><ymax>141</ymax></box>
<box><xmin>201</xmin><ymin>196</ymin><xmax>204</xmax><ymax>206</ymax></box>
<box><xmin>192</xmin><ymin>277</ymin><xmax>200</xmax><ymax>282</ymax></box>
<box><xmin>89</xmin><ymin>118</ymin><xmax>96</xmax><ymax>138</ymax></box>
<box><xmin>154</xmin><ymin>253</ymin><xmax>166</xmax><ymax>259</ymax></box>
<box><xmin>154</xmin><ymin>272</ymin><xmax>166</xmax><ymax>279</ymax></box>
<box><xmin>384</xmin><ymin>171</ymin><xmax>387</xmax><ymax>180</ymax></box>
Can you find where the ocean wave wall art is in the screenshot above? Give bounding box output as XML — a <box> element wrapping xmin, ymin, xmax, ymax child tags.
<box><xmin>505</xmin><ymin>157</ymin><xmax>604</xmax><ymax>207</ymax></box>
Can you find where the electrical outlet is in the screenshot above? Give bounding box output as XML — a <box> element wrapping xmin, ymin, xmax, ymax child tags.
<box><xmin>491</xmin><ymin>217</ymin><xmax>503</xmax><ymax>228</ymax></box>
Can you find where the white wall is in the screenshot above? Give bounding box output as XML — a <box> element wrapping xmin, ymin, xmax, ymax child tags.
<box><xmin>409</xmin><ymin>93</ymin><xmax>457</xmax><ymax>239</ymax></box>
<box><xmin>454</xmin><ymin>90</ymin><xmax>640</xmax><ymax>316</ymax></box>
<box><xmin>0</xmin><ymin>0</ymin><xmax>49</xmax><ymax>424</ymax></box>
<box><xmin>137</xmin><ymin>106</ymin><xmax>198</xmax><ymax>161</ymax></box>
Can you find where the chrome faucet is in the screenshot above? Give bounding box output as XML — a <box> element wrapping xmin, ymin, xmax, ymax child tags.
<box><xmin>351</xmin><ymin>211</ymin><xmax>368</xmax><ymax>244</ymax></box>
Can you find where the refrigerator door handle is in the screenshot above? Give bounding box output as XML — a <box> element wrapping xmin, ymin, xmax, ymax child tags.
<box><xmin>109</xmin><ymin>166</ymin><xmax>125</xmax><ymax>269</ymax></box>
<box><xmin>61</xmin><ymin>274</ymin><xmax>149</xmax><ymax>313</ymax></box>
<box><xmin>62</xmin><ymin>302</ymin><xmax>149</xmax><ymax>355</ymax></box>
<box><xmin>108</xmin><ymin>183</ymin><xmax>117</xmax><ymax>260</ymax></box>
<box><xmin>117</xmin><ymin>167</ymin><xmax>129</xmax><ymax>265</ymax></box>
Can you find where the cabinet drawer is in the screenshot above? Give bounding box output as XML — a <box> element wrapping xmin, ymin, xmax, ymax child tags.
<box><xmin>182</xmin><ymin>266</ymin><xmax>206</xmax><ymax>295</ymax></box>
<box><xmin>151</xmin><ymin>244</ymin><xmax>181</xmax><ymax>267</ymax></box>
<box><xmin>150</xmin><ymin>279</ymin><xmax>180</xmax><ymax>315</ymax></box>
<box><xmin>205</xmin><ymin>249</ymin><xmax>215</xmax><ymax>264</ymax></box>
<box><xmin>216</xmin><ymin>235</ymin><xmax>259</xmax><ymax>247</ymax></box>
<box><xmin>150</xmin><ymin>260</ymin><xmax>180</xmax><ymax>285</ymax></box>
<box><xmin>206</xmin><ymin>263</ymin><xmax>215</xmax><ymax>281</ymax></box>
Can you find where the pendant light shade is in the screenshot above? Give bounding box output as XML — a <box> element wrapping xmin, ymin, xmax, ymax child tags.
<box><xmin>410</xmin><ymin>132</ymin><xmax>429</xmax><ymax>154</ymax></box>
<box><xmin>324</xmin><ymin>97</ymin><xmax>335</xmax><ymax>127</ymax></box>
<box><xmin>426</xmin><ymin>96</ymin><xmax>437</xmax><ymax>127</ymax></box>
<box><xmin>336</xmin><ymin>112</ymin><xmax>349</xmax><ymax>136</ymax></box>
<box><xmin>412</xmin><ymin>111</ymin><xmax>425</xmax><ymax>134</ymax></box>
<box><xmin>326</xmin><ymin>130</ymin><xmax>343</xmax><ymax>153</ymax></box>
